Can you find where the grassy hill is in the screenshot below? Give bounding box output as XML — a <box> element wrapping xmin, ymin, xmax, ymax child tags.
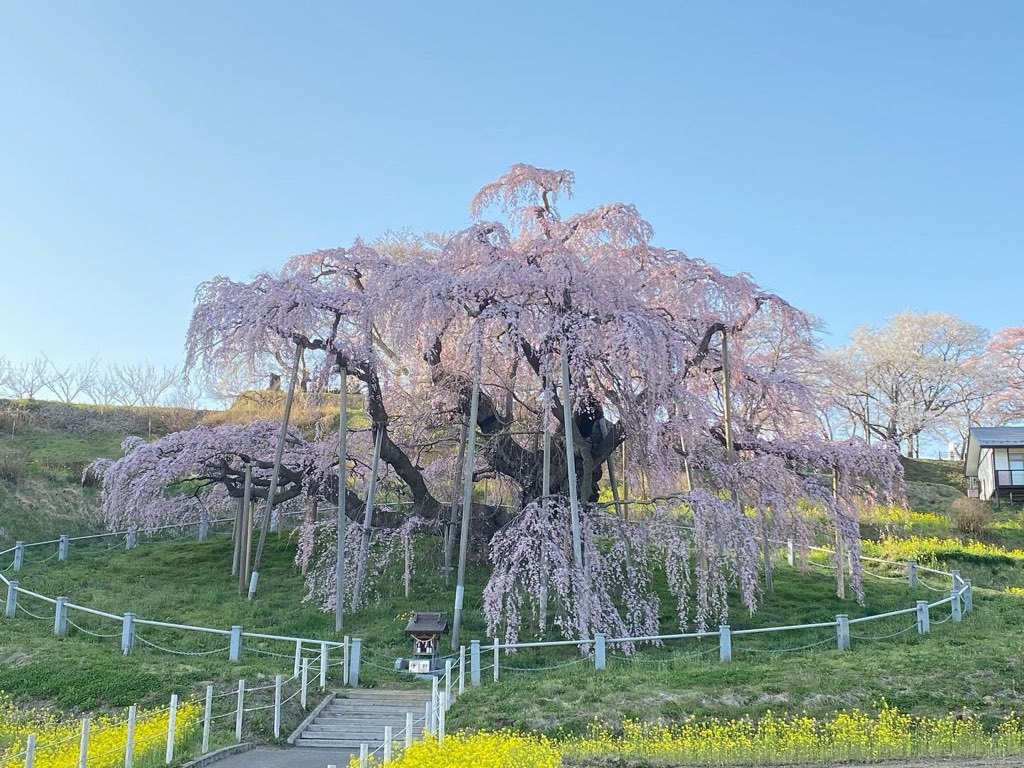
<box><xmin>2</xmin><ymin>404</ymin><xmax>1023</xmax><ymax>762</ymax></box>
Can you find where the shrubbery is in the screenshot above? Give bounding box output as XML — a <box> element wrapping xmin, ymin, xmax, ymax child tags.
<box><xmin>951</xmin><ymin>496</ymin><xmax>993</xmax><ymax>537</ymax></box>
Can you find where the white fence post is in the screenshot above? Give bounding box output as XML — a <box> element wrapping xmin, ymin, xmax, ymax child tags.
<box><xmin>5</xmin><ymin>580</ymin><xmax>18</xmax><ymax>618</ymax></box>
<box><xmin>951</xmin><ymin>568</ymin><xmax>962</xmax><ymax>590</ymax></box>
<box><xmin>719</xmin><ymin>624</ymin><xmax>732</xmax><ymax>662</ymax></box>
<box><xmin>25</xmin><ymin>733</ymin><xmax>36</xmax><ymax>768</ymax></box>
<box><xmin>836</xmin><ymin>614</ymin><xmax>850</xmax><ymax>651</ymax></box>
<box><xmin>293</xmin><ymin>639</ymin><xmax>302</xmax><ymax>676</ymax></box>
<box><xmin>320</xmin><ymin>642</ymin><xmax>328</xmax><ymax>690</ymax></box>
<box><xmin>126</xmin><ymin>528</ymin><xmax>137</xmax><ymax>550</ymax></box>
<box><xmin>199</xmin><ymin>512</ymin><xmax>209</xmax><ymax>542</ymax></box>
<box><xmin>907</xmin><ymin>560</ymin><xmax>918</xmax><ymax>588</ymax></box>
<box><xmin>786</xmin><ymin>539</ymin><xmax>795</xmax><ymax>566</ymax></box>
<box><xmin>964</xmin><ymin>580</ymin><xmax>973</xmax><ymax>612</ymax></box>
<box><xmin>235</xmin><ymin>679</ymin><xmax>245</xmax><ymax>743</ymax></box>
<box><xmin>438</xmin><ymin>691</ymin><xmax>446</xmax><ymax>745</ymax></box>
<box><xmin>429</xmin><ymin>677</ymin><xmax>438</xmax><ymax>732</ymax></box>
<box><xmin>951</xmin><ymin>589</ymin><xmax>962</xmax><ymax>622</ymax></box>
<box><xmin>916</xmin><ymin>600</ymin><xmax>930</xmax><ymax>634</ymax></box>
<box><xmin>121</xmin><ymin>613</ymin><xmax>135</xmax><ymax>655</ymax></box>
<box><xmin>349</xmin><ymin>638</ymin><xmax>362</xmax><ymax>688</ymax></box>
<box><xmin>78</xmin><ymin>718</ymin><xmax>89</xmax><ymax>768</ymax></box>
<box><xmin>53</xmin><ymin>596</ymin><xmax>67</xmax><ymax>637</ymax></box>
<box><xmin>273</xmin><ymin>674</ymin><xmax>283</xmax><ymax>738</ymax></box>
<box><xmin>301</xmin><ymin>658</ymin><xmax>309</xmax><ymax>709</ymax></box>
<box><xmin>342</xmin><ymin>636</ymin><xmax>350</xmax><ymax>687</ymax></box>
<box><xmin>470</xmin><ymin>640</ymin><xmax>481</xmax><ymax>686</ymax></box>
<box><xmin>444</xmin><ymin>659</ymin><xmax>453</xmax><ymax>708</ymax></box>
<box><xmin>359</xmin><ymin>743</ymin><xmax>369</xmax><ymax>768</ymax></box>
<box><xmin>493</xmin><ymin>637</ymin><xmax>499</xmax><ymax>683</ymax></box>
<box><xmin>384</xmin><ymin>725</ymin><xmax>393</xmax><ymax>762</ymax></box>
<box><xmin>595</xmin><ymin>633</ymin><xmax>606</xmax><ymax>670</ymax></box>
<box><xmin>13</xmin><ymin>541</ymin><xmax>24</xmax><ymax>572</ymax></box>
<box><xmin>125</xmin><ymin>705</ymin><xmax>136</xmax><ymax>768</ymax></box>
<box><xmin>202</xmin><ymin>685</ymin><xmax>213</xmax><ymax>753</ymax></box>
<box><xmin>58</xmin><ymin>534</ymin><xmax>69</xmax><ymax>562</ymax></box>
<box><xmin>229</xmin><ymin>625</ymin><xmax>242</xmax><ymax>662</ymax></box>
<box><xmin>165</xmin><ymin>693</ymin><xmax>178</xmax><ymax>764</ymax></box>
<box><xmin>459</xmin><ymin>645</ymin><xmax>466</xmax><ymax>695</ymax></box>
<box><xmin>405</xmin><ymin>712</ymin><xmax>413</xmax><ymax>747</ymax></box>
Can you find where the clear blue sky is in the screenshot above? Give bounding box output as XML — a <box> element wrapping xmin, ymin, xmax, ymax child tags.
<box><xmin>1</xmin><ymin>2</ymin><xmax>1021</xmax><ymax>369</ymax></box>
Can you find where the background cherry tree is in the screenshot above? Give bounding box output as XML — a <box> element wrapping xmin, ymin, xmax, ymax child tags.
<box><xmin>93</xmin><ymin>164</ymin><xmax>904</xmax><ymax>646</ymax></box>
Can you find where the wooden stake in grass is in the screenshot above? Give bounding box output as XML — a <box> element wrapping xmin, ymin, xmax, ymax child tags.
<box><xmin>239</xmin><ymin>463</ymin><xmax>253</xmax><ymax>595</ymax></box>
<box><xmin>248</xmin><ymin>344</ymin><xmax>302</xmax><ymax>601</ymax></box>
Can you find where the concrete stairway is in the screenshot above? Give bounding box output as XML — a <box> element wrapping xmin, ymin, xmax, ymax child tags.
<box><xmin>293</xmin><ymin>689</ymin><xmax>431</xmax><ymax>751</ymax></box>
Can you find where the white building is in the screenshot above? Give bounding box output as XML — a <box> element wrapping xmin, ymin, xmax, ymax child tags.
<box><xmin>964</xmin><ymin>426</ymin><xmax>1024</xmax><ymax>502</ymax></box>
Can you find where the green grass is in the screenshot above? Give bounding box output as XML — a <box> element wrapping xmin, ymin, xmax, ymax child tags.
<box><xmin>0</xmin><ymin>431</ymin><xmax>126</xmax><ymax>483</ymax></box>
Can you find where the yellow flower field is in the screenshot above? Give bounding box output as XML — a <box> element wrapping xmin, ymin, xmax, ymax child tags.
<box><xmin>0</xmin><ymin>691</ymin><xmax>200</xmax><ymax>768</ymax></box>
<box><xmin>354</xmin><ymin>704</ymin><xmax>1024</xmax><ymax>767</ymax></box>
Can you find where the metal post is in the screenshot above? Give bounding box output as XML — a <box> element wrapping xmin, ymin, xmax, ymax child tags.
<box><xmin>349</xmin><ymin>637</ymin><xmax>361</xmax><ymax>688</ymax></box>
<box><xmin>293</xmin><ymin>639</ymin><xmax>302</xmax><ymax>676</ymax></box>
<box><xmin>273</xmin><ymin>675</ymin><xmax>282</xmax><ymax>738</ymax></box>
<box><xmin>444</xmin><ymin>659</ymin><xmax>453</xmax><ymax>707</ymax></box>
<box><xmin>336</xmin><ymin>366</ymin><xmax>349</xmax><ymax>632</ymax></box>
<box><xmin>405</xmin><ymin>712</ymin><xmax>413</xmax><ymax>748</ymax></box>
<box><xmin>836</xmin><ymin>614</ymin><xmax>850</xmax><ymax>651</ymax></box>
<box><xmin>493</xmin><ymin>637</ymin><xmax>499</xmax><ymax>683</ymax></box>
<box><xmin>353</xmin><ymin>427</ymin><xmax>383</xmax><ymax>609</ymax></box>
<box><xmin>202</xmin><ymin>685</ymin><xmax>213</xmax><ymax>753</ymax></box>
<box><xmin>4</xmin><ymin>580</ymin><xmax>15</xmax><ymax>619</ymax></box>
<box><xmin>125</xmin><ymin>705</ymin><xmax>136</xmax><ymax>768</ymax></box>
<box><xmin>916</xmin><ymin>600</ymin><xmax>930</xmax><ymax>634</ymax></box>
<box><xmin>229</xmin><ymin>625</ymin><xmax>242</xmax><ymax>662</ymax></box>
<box><xmin>786</xmin><ymin>539</ymin><xmax>794</xmax><ymax>567</ymax></box>
<box><xmin>470</xmin><ymin>640</ymin><xmax>481</xmax><ymax>686</ymax></box>
<box><xmin>719</xmin><ymin>624</ymin><xmax>732</xmax><ymax>662</ymax></box>
<box><xmin>13</xmin><ymin>541</ymin><xmax>23</xmax><ymax>572</ymax></box>
<box><xmin>908</xmin><ymin>560</ymin><xmax>918</xmax><ymax>588</ymax></box>
<box><xmin>951</xmin><ymin>589</ymin><xmax>962</xmax><ymax>622</ymax></box>
<box><xmin>78</xmin><ymin>718</ymin><xmax>89</xmax><ymax>768</ymax></box>
<box><xmin>248</xmin><ymin>343</ymin><xmax>302</xmax><ymax>601</ymax></box>
<box><xmin>459</xmin><ymin>645</ymin><xmax>466</xmax><ymax>695</ymax></box>
<box><xmin>964</xmin><ymin>580</ymin><xmax>973</xmax><ymax>612</ymax></box>
<box><xmin>319</xmin><ymin>642</ymin><xmax>328</xmax><ymax>690</ymax></box>
<box><xmin>595</xmin><ymin>633</ymin><xmax>606</xmax><ymax>670</ymax></box>
<box><xmin>165</xmin><ymin>694</ymin><xmax>178</xmax><ymax>764</ymax></box>
<box><xmin>539</xmin><ymin>425</ymin><xmax>550</xmax><ymax>631</ymax></box>
<box><xmin>951</xmin><ymin>569</ymin><xmax>962</xmax><ymax>590</ymax></box>
<box><xmin>452</xmin><ymin>339</ymin><xmax>482</xmax><ymax>649</ymax></box>
<box><xmin>54</xmin><ymin>596</ymin><xmax>67</xmax><ymax>637</ymax></box>
<box><xmin>235</xmin><ymin>680</ymin><xmax>245</xmax><ymax>743</ymax></box>
<box><xmin>25</xmin><ymin>733</ymin><xmax>36</xmax><ymax>768</ymax></box>
<box><xmin>121</xmin><ymin>613</ymin><xmax>135</xmax><ymax>655</ymax></box>
<box><xmin>721</xmin><ymin>331</ymin><xmax>734</xmax><ymax>452</ymax></box>
<box><xmin>58</xmin><ymin>534</ymin><xmax>69</xmax><ymax>562</ymax></box>
<box><xmin>384</xmin><ymin>726</ymin><xmax>393</xmax><ymax>762</ymax></box>
<box><xmin>301</xmin><ymin>658</ymin><xmax>309</xmax><ymax>709</ymax></box>
<box><xmin>444</xmin><ymin>419</ymin><xmax>468</xmax><ymax>577</ymax></box>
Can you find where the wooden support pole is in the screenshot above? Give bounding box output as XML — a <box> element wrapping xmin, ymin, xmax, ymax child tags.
<box><xmin>452</xmin><ymin>340</ymin><xmax>482</xmax><ymax>650</ymax></box>
<box><xmin>336</xmin><ymin>366</ymin><xmax>349</xmax><ymax>632</ymax></box>
<box><xmin>249</xmin><ymin>344</ymin><xmax>302</xmax><ymax>601</ymax></box>
<box><xmin>352</xmin><ymin>427</ymin><xmax>383</xmax><ymax>610</ymax></box>
<box><xmin>239</xmin><ymin>464</ymin><xmax>253</xmax><ymax>594</ymax></box>
<box><xmin>444</xmin><ymin>419</ymin><xmax>468</xmax><ymax>579</ymax></box>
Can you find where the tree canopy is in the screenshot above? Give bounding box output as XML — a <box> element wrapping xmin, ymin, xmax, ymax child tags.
<box><xmin>94</xmin><ymin>164</ymin><xmax>904</xmax><ymax>644</ymax></box>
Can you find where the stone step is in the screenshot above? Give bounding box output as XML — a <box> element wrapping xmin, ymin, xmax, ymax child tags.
<box><xmin>308</xmin><ymin>720</ymin><xmax>420</xmax><ymax>731</ymax></box>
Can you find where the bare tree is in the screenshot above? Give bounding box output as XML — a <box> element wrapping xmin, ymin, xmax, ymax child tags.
<box><xmin>3</xmin><ymin>356</ymin><xmax>50</xmax><ymax>400</ymax></box>
<box><xmin>45</xmin><ymin>355</ymin><xmax>100</xmax><ymax>404</ymax></box>
<box><xmin>116</xmin><ymin>363</ymin><xmax>178</xmax><ymax>436</ymax></box>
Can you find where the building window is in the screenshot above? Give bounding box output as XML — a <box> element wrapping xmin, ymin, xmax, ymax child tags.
<box><xmin>1011</xmin><ymin>452</ymin><xmax>1024</xmax><ymax>471</ymax></box>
